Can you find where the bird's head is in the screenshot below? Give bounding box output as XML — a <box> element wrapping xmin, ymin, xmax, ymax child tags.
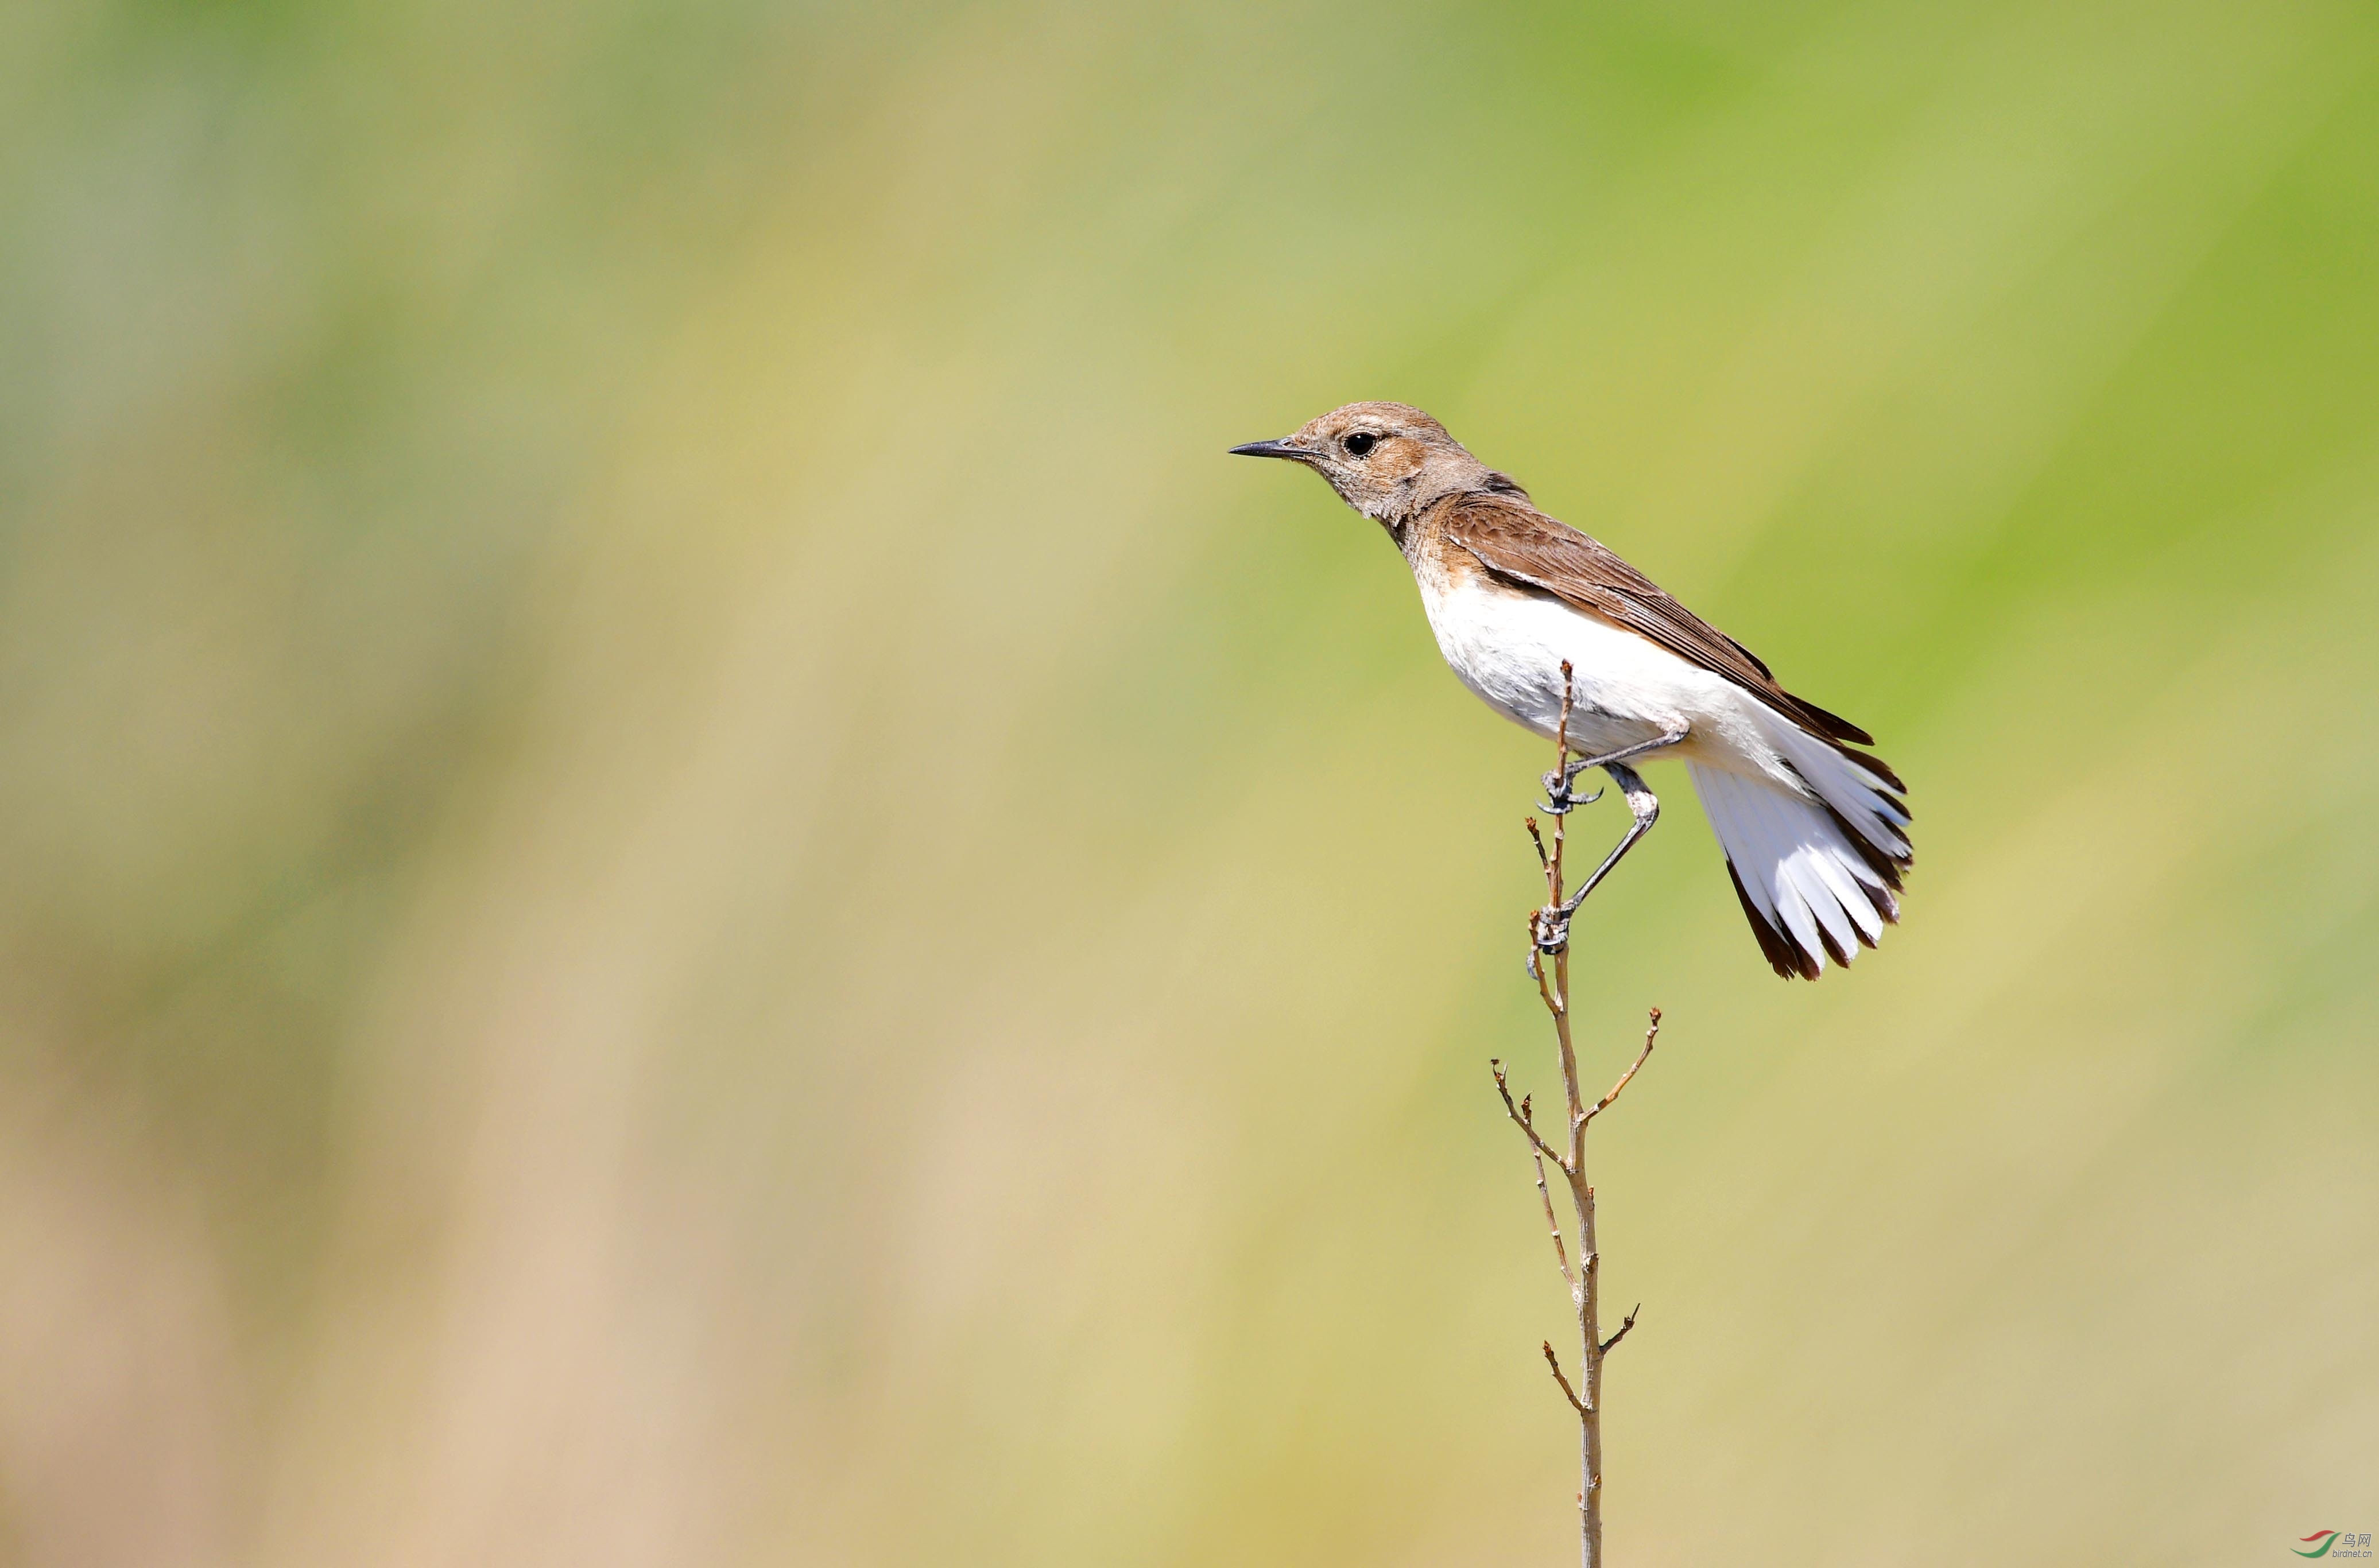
<box><xmin>1230</xmin><ymin>401</ymin><xmax>1508</xmax><ymax>525</ymax></box>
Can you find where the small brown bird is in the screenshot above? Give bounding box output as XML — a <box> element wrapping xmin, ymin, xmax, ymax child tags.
<box><xmin>1232</xmin><ymin>401</ymin><xmax>1909</xmax><ymax>979</ymax></box>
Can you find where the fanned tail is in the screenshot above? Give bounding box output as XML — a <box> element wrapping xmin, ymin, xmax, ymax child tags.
<box><xmin>1689</xmin><ymin>720</ymin><xmax>1911</xmax><ymax>980</ymax></box>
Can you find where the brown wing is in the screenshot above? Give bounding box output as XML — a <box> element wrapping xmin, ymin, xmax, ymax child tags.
<box><xmin>1439</xmin><ymin>490</ymin><xmax>1889</xmax><ymax>762</ymax></box>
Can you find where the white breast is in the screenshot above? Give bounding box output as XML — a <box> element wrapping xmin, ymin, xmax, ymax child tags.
<box><xmin>1414</xmin><ymin>570</ymin><xmax>1783</xmax><ymax>777</ymax></box>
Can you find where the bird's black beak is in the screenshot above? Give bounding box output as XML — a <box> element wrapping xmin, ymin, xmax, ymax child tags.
<box><xmin>1229</xmin><ymin>437</ymin><xmax>1313</xmax><ymax>462</ymax></box>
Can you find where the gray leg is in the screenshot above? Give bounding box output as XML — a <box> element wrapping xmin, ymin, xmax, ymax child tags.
<box><xmin>1535</xmin><ymin>762</ymin><xmax>1663</xmax><ymax>956</ymax></box>
<box><xmin>1538</xmin><ymin>727</ymin><xmax>1688</xmax><ymax>816</ymax></box>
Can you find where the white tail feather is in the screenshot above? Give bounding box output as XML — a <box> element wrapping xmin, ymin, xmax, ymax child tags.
<box><xmin>1690</xmin><ymin>729</ymin><xmax>1908</xmax><ymax>979</ymax></box>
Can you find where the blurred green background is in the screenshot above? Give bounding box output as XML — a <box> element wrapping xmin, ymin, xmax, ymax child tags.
<box><xmin>4</xmin><ymin>0</ymin><xmax>2376</xmax><ymax>1563</ymax></box>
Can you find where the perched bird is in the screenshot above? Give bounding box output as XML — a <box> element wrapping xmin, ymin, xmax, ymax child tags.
<box><xmin>1231</xmin><ymin>402</ymin><xmax>1909</xmax><ymax>979</ymax></box>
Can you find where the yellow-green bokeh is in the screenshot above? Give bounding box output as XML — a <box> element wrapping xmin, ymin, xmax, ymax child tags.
<box><xmin>3</xmin><ymin>1</ymin><xmax>2374</xmax><ymax>1563</ymax></box>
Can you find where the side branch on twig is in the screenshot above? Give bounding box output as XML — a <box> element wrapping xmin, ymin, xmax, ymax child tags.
<box><xmin>1579</xmin><ymin>1008</ymin><xmax>1664</xmax><ymax>1130</ymax></box>
<box><xmin>1532</xmin><ymin>1151</ymin><xmax>1576</xmax><ymax>1290</ymax></box>
<box><xmin>1491</xmin><ymin>1057</ymin><xmax>1569</xmax><ymax>1171</ymax></box>
<box><xmin>1599</xmin><ymin>1304</ymin><xmax>1641</xmax><ymax>1357</ymax></box>
<box><xmin>1541</xmin><ymin>1341</ymin><xmax>1586</xmax><ymax>1416</ymax></box>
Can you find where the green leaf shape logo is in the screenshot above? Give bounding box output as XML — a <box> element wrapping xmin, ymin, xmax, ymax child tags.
<box><xmin>2296</xmin><ymin>1532</ymin><xmax>2340</xmax><ymax>1559</ymax></box>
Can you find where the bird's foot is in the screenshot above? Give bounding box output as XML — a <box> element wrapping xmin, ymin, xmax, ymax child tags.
<box><xmin>1531</xmin><ymin>903</ymin><xmax>1575</xmax><ymax>962</ymax></box>
<box><xmin>1538</xmin><ymin>729</ymin><xmax>1689</xmax><ymax>814</ymax></box>
<box><xmin>1537</xmin><ymin>764</ymin><xmax>1605</xmax><ymax>817</ymax></box>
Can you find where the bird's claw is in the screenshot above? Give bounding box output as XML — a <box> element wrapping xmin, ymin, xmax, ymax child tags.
<box><xmin>1536</xmin><ymin>787</ymin><xmax>1603</xmax><ymax>816</ymax></box>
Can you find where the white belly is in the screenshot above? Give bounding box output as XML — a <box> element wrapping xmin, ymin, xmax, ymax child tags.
<box><xmin>1416</xmin><ymin>575</ymin><xmax>1789</xmax><ymax>781</ymax></box>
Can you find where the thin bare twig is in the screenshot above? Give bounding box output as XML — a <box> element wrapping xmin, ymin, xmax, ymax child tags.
<box><xmin>1541</xmin><ymin>1341</ymin><xmax>1586</xmax><ymax>1416</ymax></box>
<box><xmin>1529</xmin><ymin>922</ymin><xmax>1568</xmax><ymax>1015</ymax></box>
<box><xmin>1532</xmin><ymin>1150</ymin><xmax>1576</xmax><ymax>1290</ymax></box>
<box><xmin>1549</xmin><ymin>662</ymin><xmax>1572</xmax><ymax>909</ymax></box>
<box><xmin>1491</xmin><ymin>1058</ymin><xmax>1570</xmax><ymax>1171</ymax></box>
<box><xmin>1489</xmin><ymin>658</ymin><xmax>1675</xmax><ymax>1568</ymax></box>
<box><xmin>1580</xmin><ymin>1008</ymin><xmax>1664</xmax><ymax>1130</ymax></box>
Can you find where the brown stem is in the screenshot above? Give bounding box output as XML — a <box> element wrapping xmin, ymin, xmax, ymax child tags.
<box><xmin>1489</xmin><ymin>659</ymin><xmax>1667</xmax><ymax>1568</ymax></box>
<box><xmin>1545</xmin><ymin>666</ymin><xmax>1601</xmax><ymax>1566</ymax></box>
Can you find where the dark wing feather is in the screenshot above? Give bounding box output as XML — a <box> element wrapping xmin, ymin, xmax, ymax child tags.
<box><xmin>1438</xmin><ymin>491</ymin><xmax>1874</xmax><ymax>748</ymax></box>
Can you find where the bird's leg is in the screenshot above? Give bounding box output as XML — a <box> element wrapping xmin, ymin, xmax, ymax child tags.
<box><xmin>1560</xmin><ymin>763</ymin><xmax>1661</xmax><ymax>914</ymax></box>
<box><xmin>1535</xmin><ymin>762</ymin><xmax>1663</xmax><ymax>956</ymax></box>
<box><xmin>1537</xmin><ymin>726</ymin><xmax>1688</xmax><ymax>816</ymax></box>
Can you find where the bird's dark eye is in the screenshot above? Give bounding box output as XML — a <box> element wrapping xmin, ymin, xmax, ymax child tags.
<box><xmin>1343</xmin><ymin>432</ymin><xmax>1378</xmax><ymax>457</ymax></box>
